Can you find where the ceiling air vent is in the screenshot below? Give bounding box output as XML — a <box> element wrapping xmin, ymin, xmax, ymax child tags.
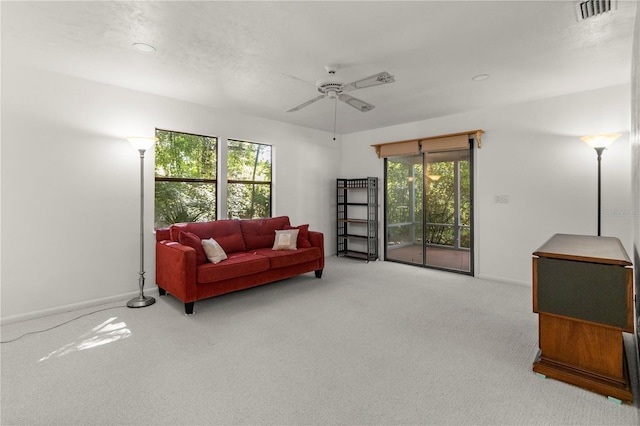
<box><xmin>575</xmin><ymin>0</ymin><xmax>617</xmax><ymax>21</ymax></box>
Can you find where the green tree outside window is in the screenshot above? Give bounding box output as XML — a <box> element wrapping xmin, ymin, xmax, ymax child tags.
<box><xmin>154</xmin><ymin>129</ymin><xmax>217</xmax><ymax>228</ymax></box>
<box><xmin>154</xmin><ymin>131</ymin><xmax>274</xmax><ymax>227</ymax></box>
<box><xmin>227</xmin><ymin>139</ymin><xmax>272</xmax><ymax>219</ymax></box>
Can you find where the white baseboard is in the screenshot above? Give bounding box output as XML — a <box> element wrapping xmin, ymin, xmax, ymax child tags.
<box><xmin>0</xmin><ymin>287</ymin><xmax>160</xmax><ymax>325</ymax></box>
<box><xmin>476</xmin><ymin>274</ymin><xmax>531</xmax><ymax>287</ymax></box>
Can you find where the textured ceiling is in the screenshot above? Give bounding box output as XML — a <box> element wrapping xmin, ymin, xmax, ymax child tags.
<box><xmin>2</xmin><ymin>1</ymin><xmax>637</xmax><ymax>135</ymax></box>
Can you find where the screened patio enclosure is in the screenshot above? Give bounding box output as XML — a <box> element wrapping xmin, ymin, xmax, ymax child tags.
<box><xmin>385</xmin><ymin>147</ymin><xmax>473</xmax><ymax>274</ymax></box>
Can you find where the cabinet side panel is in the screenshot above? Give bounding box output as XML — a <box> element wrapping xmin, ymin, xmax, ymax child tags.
<box><xmin>533</xmin><ymin>257</ymin><xmax>539</xmax><ymax>312</ymax></box>
<box><xmin>536</xmin><ymin>257</ymin><xmax>629</xmax><ymax>329</ymax></box>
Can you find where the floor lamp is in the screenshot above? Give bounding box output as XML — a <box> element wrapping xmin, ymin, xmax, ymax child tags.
<box><xmin>126</xmin><ymin>136</ymin><xmax>157</xmax><ymax>308</ymax></box>
<box><xmin>580</xmin><ymin>133</ymin><xmax>620</xmax><ymax>237</ymax></box>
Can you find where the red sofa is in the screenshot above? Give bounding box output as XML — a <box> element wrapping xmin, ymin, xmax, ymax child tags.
<box><xmin>155</xmin><ymin>216</ymin><xmax>324</xmax><ymax>314</ymax></box>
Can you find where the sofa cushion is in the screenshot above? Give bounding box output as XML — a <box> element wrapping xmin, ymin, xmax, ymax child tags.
<box><xmin>170</xmin><ymin>220</ymin><xmax>246</xmax><ymax>254</ymax></box>
<box><xmin>178</xmin><ymin>231</ymin><xmax>207</xmax><ymax>265</ymax></box>
<box><xmin>197</xmin><ymin>252</ymin><xmax>270</xmax><ymax>284</ymax></box>
<box><xmin>284</xmin><ymin>224</ymin><xmax>311</xmax><ymax>248</ymax></box>
<box><xmin>254</xmin><ymin>247</ymin><xmax>322</xmax><ymax>269</ymax></box>
<box><xmin>240</xmin><ymin>216</ymin><xmax>290</xmax><ymax>251</ymax></box>
<box><xmin>201</xmin><ymin>238</ymin><xmax>228</xmax><ymax>264</ymax></box>
<box><xmin>272</xmin><ymin>229</ymin><xmax>299</xmax><ymax>250</ymax></box>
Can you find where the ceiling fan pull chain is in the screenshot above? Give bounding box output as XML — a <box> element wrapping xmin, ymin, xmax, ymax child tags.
<box><xmin>333</xmin><ymin>97</ymin><xmax>338</xmax><ymax>141</ymax></box>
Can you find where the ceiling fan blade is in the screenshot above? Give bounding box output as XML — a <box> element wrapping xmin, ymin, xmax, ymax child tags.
<box><xmin>342</xmin><ymin>71</ymin><xmax>395</xmax><ymax>92</ymax></box>
<box><xmin>280</xmin><ymin>72</ymin><xmax>315</xmax><ymax>87</ymax></box>
<box><xmin>338</xmin><ymin>94</ymin><xmax>375</xmax><ymax>112</ymax></box>
<box><xmin>286</xmin><ymin>94</ymin><xmax>326</xmax><ymax>112</ymax></box>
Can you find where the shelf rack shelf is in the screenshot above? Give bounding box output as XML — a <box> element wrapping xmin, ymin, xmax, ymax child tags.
<box><xmin>336</xmin><ymin>177</ymin><xmax>378</xmax><ymax>262</ymax></box>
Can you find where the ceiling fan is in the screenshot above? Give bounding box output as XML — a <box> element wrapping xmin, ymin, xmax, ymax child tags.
<box><xmin>286</xmin><ymin>64</ymin><xmax>396</xmax><ymax>113</ymax></box>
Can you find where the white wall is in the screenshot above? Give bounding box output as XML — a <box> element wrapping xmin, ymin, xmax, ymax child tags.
<box><xmin>1</xmin><ymin>64</ymin><xmax>340</xmax><ymax>322</ymax></box>
<box><xmin>342</xmin><ymin>84</ymin><xmax>632</xmax><ymax>285</ymax></box>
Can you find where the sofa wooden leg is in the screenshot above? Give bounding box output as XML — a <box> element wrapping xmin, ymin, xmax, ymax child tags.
<box><xmin>315</xmin><ymin>269</ymin><xmax>323</xmax><ymax>278</ymax></box>
<box><xmin>158</xmin><ymin>287</ymin><xmax>167</xmax><ymax>296</ymax></box>
<box><xmin>185</xmin><ymin>302</ymin><xmax>195</xmax><ymax>315</ymax></box>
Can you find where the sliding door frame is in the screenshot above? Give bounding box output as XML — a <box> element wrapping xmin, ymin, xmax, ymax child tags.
<box><xmin>383</xmin><ymin>139</ymin><xmax>475</xmax><ymax>276</ymax></box>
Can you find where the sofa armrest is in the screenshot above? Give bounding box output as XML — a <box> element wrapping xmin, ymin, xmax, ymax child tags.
<box><xmin>155</xmin><ymin>227</ymin><xmax>171</xmax><ymax>242</ymax></box>
<box><xmin>155</xmin><ymin>241</ymin><xmax>198</xmax><ymax>303</ymax></box>
<box><xmin>308</xmin><ymin>231</ymin><xmax>325</xmax><ymax>270</ymax></box>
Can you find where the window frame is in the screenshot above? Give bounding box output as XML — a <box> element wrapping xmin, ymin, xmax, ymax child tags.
<box><xmin>226</xmin><ymin>138</ymin><xmax>273</xmax><ymax>219</ymax></box>
<box><xmin>153</xmin><ymin>131</ymin><xmax>275</xmax><ymax>227</ymax></box>
<box><xmin>153</xmin><ymin>128</ymin><xmax>219</xmax><ymax>227</ymax></box>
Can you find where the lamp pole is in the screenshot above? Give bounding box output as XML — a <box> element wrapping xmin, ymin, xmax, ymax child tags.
<box><xmin>126</xmin><ymin>137</ymin><xmax>157</xmax><ymax>308</ymax></box>
<box><xmin>594</xmin><ymin>146</ymin><xmax>605</xmax><ymax>237</ymax></box>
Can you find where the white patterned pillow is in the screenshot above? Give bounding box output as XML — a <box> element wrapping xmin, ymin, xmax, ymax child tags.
<box><xmin>201</xmin><ymin>238</ymin><xmax>228</xmax><ymax>263</ymax></box>
<box><xmin>272</xmin><ymin>229</ymin><xmax>299</xmax><ymax>250</ymax></box>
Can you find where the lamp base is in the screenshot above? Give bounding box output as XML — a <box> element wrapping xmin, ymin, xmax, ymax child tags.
<box><xmin>127</xmin><ymin>295</ymin><xmax>156</xmax><ymax>308</ymax></box>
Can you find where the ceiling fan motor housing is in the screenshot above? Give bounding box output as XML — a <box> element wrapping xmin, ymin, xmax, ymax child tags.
<box><xmin>317</xmin><ymin>64</ymin><xmax>344</xmax><ymax>96</ymax></box>
<box><xmin>317</xmin><ymin>81</ymin><xmax>343</xmax><ymax>96</ymax></box>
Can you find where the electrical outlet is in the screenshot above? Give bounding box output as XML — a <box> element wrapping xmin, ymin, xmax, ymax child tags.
<box><xmin>495</xmin><ymin>194</ymin><xmax>510</xmax><ymax>203</ymax></box>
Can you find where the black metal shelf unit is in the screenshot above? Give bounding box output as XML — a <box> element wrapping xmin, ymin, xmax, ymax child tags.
<box><xmin>336</xmin><ymin>177</ymin><xmax>378</xmax><ymax>261</ymax></box>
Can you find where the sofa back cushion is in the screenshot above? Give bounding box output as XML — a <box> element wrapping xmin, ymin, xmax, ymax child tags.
<box><xmin>170</xmin><ymin>220</ymin><xmax>246</xmax><ymax>254</ymax></box>
<box><xmin>240</xmin><ymin>216</ymin><xmax>290</xmax><ymax>251</ymax></box>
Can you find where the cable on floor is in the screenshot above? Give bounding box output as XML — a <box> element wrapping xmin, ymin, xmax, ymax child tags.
<box><xmin>0</xmin><ymin>306</ymin><xmax>128</xmax><ymax>344</ymax></box>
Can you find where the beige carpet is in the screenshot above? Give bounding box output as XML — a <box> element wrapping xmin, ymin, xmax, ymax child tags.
<box><xmin>1</xmin><ymin>257</ymin><xmax>638</xmax><ymax>425</ymax></box>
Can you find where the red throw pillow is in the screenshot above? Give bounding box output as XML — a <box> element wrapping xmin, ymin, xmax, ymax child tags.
<box><xmin>284</xmin><ymin>224</ymin><xmax>311</xmax><ymax>248</ymax></box>
<box><xmin>178</xmin><ymin>231</ymin><xmax>207</xmax><ymax>265</ymax></box>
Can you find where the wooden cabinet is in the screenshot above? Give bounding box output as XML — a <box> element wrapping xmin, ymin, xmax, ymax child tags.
<box><xmin>532</xmin><ymin>233</ymin><xmax>634</xmax><ymax>403</ymax></box>
<box><xmin>337</xmin><ymin>177</ymin><xmax>378</xmax><ymax>261</ymax></box>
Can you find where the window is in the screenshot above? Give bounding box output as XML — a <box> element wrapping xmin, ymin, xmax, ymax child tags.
<box><xmin>153</xmin><ymin>132</ymin><xmax>273</xmax><ymax>227</ymax></box>
<box><xmin>154</xmin><ymin>129</ymin><xmax>217</xmax><ymax>228</ymax></box>
<box><xmin>226</xmin><ymin>139</ymin><xmax>272</xmax><ymax>219</ymax></box>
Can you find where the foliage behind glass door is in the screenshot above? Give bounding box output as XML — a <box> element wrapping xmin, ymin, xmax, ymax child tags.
<box><xmin>385</xmin><ymin>148</ymin><xmax>472</xmax><ymax>274</ymax></box>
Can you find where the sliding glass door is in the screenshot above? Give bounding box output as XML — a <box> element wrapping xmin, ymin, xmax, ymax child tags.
<box><xmin>385</xmin><ymin>148</ymin><xmax>473</xmax><ymax>274</ymax></box>
<box><xmin>386</xmin><ymin>155</ymin><xmax>425</xmax><ymax>264</ymax></box>
<box><xmin>423</xmin><ymin>149</ymin><xmax>472</xmax><ymax>272</ymax></box>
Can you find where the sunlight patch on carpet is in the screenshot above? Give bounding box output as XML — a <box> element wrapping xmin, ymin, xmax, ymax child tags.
<box><xmin>38</xmin><ymin>317</ymin><xmax>131</xmax><ymax>362</ymax></box>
